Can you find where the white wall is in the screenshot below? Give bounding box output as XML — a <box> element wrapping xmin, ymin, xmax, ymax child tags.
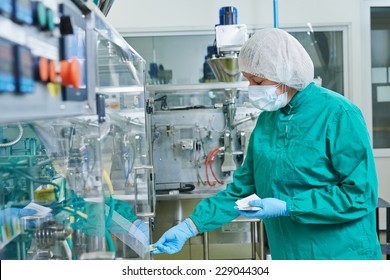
<box><xmin>107</xmin><ymin>0</ymin><xmax>358</xmax><ymax>33</ymax></box>
<box><xmin>107</xmin><ymin>0</ymin><xmax>390</xmax><ymax>215</ymax></box>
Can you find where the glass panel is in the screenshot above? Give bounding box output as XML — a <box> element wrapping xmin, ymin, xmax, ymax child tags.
<box><xmin>0</xmin><ymin>7</ymin><xmax>152</xmax><ymax>260</ymax></box>
<box><xmin>96</xmin><ymin>39</ymin><xmax>145</xmax><ymax>88</ymax></box>
<box><xmin>125</xmin><ymin>35</ymin><xmax>216</xmax><ymax>85</ymax></box>
<box><xmin>125</xmin><ymin>29</ymin><xmax>345</xmax><ymax>93</ymax></box>
<box><xmin>95</xmin><ymin>24</ymin><xmax>152</xmax><ymax>259</ymax></box>
<box><xmin>290</xmin><ymin>30</ymin><xmax>344</xmax><ymax>94</ymax></box>
<box><xmin>0</xmin><ymin>118</ymin><xmax>107</xmax><ymax>260</ymax></box>
<box><xmin>95</xmin><ymin>16</ymin><xmax>145</xmax><ymax>88</ymax></box>
<box><xmin>371</xmin><ymin>7</ymin><xmax>390</xmax><ymax>149</ymax></box>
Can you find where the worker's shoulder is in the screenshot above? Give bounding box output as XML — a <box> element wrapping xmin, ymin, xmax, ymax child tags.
<box><xmin>315</xmin><ymin>86</ymin><xmax>360</xmax><ymax>113</ymax></box>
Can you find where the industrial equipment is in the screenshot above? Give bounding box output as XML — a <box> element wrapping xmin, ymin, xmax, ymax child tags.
<box><xmin>95</xmin><ymin>8</ymin><xmax>154</xmax><ymax>259</ymax></box>
<box><xmin>0</xmin><ymin>0</ymin><xmax>152</xmax><ymax>260</ymax></box>
<box><xmin>0</xmin><ymin>0</ymin><xmax>96</xmax><ymax>124</ymax></box>
<box><xmin>149</xmin><ymin>7</ymin><xmax>263</xmax><ymax>260</ymax></box>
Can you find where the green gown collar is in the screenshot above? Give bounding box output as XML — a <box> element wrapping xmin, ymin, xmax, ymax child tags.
<box><xmin>281</xmin><ymin>82</ymin><xmax>315</xmax><ymax>115</ymax></box>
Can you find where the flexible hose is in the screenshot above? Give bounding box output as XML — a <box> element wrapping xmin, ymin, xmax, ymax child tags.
<box><xmin>206</xmin><ymin>148</ymin><xmax>218</xmax><ymax>186</ymax></box>
<box><xmin>205</xmin><ymin>147</ymin><xmax>225</xmax><ymax>186</ymax></box>
<box><xmin>0</xmin><ymin>123</ymin><xmax>23</xmax><ymax>147</ymax></box>
<box><xmin>209</xmin><ymin>148</ymin><xmax>224</xmax><ymax>185</ymax></box>
<box><xmin>101</xmin><ymin>170</ymin><xmax>116</xmax><ymax>252</ymax></box>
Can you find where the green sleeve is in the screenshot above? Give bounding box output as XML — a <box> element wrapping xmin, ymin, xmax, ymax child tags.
<box><xmin>287</xmin><ymin>107</ymin><xmax>378</xmax><ymax>224</ymax></box>
<box><xmin>105</xmin><ymin>197</ymin><xmax>138</xmax><ymax>223</ymax></box>
<box><xmin>190</xmin><ymin>131</ymin><xmax>257</xmax><ymax>233</ymax></box>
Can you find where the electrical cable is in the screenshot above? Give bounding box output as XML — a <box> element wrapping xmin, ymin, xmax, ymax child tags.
<box><xmin>62</xmin><ymin>206</ymin><xmax>88</xmax><ymax>220</ymax></box>
<box><xmin>101</xmin><ymin>169</ymin><xmax>117</xmax><ymax>253</ymax></box>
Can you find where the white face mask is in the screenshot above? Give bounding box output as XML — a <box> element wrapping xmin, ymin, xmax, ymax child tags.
<box><xmin>248</xmin><ymin>84</ymin><xmax>288</xmax><ymax>111</ymax></box>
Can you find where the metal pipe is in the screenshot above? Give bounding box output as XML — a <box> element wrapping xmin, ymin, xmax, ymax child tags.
<box><xmin>258</xmin><ymin>220</ymin><xmax>265</xmax><ymax>260</ymax></box>
<box><xmin>251</xmin><ymin>221</ymin><xmax>257</xmax><ymax>259</ymax></box>
<box><xmin>203</xmin><ymin>232</ymin><xmax>209</xmax><ymax>260</ymax></box>
<box><xmin>232</xmin><ymin>113</ymin><xmax>259</xmax><ymax>128</ymax></box>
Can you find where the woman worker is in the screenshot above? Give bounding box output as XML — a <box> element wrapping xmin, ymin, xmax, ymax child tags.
<box><xmin>152</xmin><ymin>28</ymin><xmax>382</xmax><ymax>259</ymax></box>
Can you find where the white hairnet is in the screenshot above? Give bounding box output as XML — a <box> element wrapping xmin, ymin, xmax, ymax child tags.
<box><xmin>238</xmin><ymin>28</ymin><xmax>314</xmax><ymax>90</ymax></box>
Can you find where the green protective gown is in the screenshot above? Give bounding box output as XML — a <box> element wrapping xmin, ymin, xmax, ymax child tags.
<box><xmin>62</xmin><ymin>189</ymin><xmax>138</xmax><ymax>236</ymax></box>
<box><xmin>189</xmin><ymin>82</ymin><xmax>382</xmax><ymax>260</ymax></box>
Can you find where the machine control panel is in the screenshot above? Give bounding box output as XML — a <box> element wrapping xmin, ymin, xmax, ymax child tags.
<box><xmin>0</xmin><ymin>0</ymin><xmax>91</xmax><ymax>123</ymax></box>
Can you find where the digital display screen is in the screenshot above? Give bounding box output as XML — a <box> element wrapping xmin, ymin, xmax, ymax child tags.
<box><xmin>0</xmin><ymin>41</ymin><xmax>13</xmax><ymax>74</ymax></box>
<box><xmin>14</xmin><ymin>0</ymin><xmax>33</xmax><ymax>25</ymax></box>
<box><xmin>0</xmin><ymin>38</ymin><xmax>15</xmax><ymax>92</ymax></box>
<box><xmin>0</xmin><ymin>0</ymin><xmax>13</xmax><ymax>15</ymax></box>
<box><xmin>15</xmin><ymin>45</ymin><xmax>34</xmax><ymax>93</ymax></box>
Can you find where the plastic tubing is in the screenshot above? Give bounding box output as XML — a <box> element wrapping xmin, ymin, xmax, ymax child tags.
<box><xmin>209</xmin><ymin>148</ymin><xmax>224</xmax><ymax>185</ymax></box>
<box><xmin>273</xmin><ymin>0</ymin><xmax>279</xmax><ymax>28</ymax></box>
<box><xmin>0</xmin><ymin>123</ymin><xmax>23</xmax><ymax>147</ymax></box>
<box><xmin>205</xmin><ymin>148</ymin><xmax>225</xmax><ymax>186</ymax></box>
<box><xmin>205</xmin><ymin>150</ymin><xmax>216</xmax><ymax>186</ymax></box>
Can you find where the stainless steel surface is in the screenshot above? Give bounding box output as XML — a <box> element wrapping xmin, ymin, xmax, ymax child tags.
<box><xmin>258</xmin><ymin>220</ymin><xmax>265</xmax><ymax>260</ymax></box>
<box><xmin>251</xmin><ymin>222</ymin><xmax>256</xmax><ymax>259</ymax></box>
<box><xmin>146</xmin><ymin>82</ymin><xmax>249</xmax><ymax>92</ymax></box>
<box><xmin>148</xmin><ymin>83</ymin><xmax>258</xmax><ymax>190</ymax></box>
<box><xmin>153</xmin><ymin>196</ymin><xmax>265</xmax><ymax>260</ymax></box>
<box><xmin>201</xmin><ymin>216</ymin><xmax>261</xmax><ymax>260</ymax></box>
<box><xmin>207</xmin><ymin>56</ymin><xmax>242</xmax><ymax>83</ymax></box>
<box><xmin>203</xmin><ymin>232</ymin><xmax>209</xmax><ymax>260</ymax></box>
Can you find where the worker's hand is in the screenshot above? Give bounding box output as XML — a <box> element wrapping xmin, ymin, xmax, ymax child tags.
<box><xmin>0</xmin><ymin>208</ymin><xmax>37</xmax><ymax>225</ymax></box>
<box><xmin>130</xmin><ymin>219</ymin><xmax>149</xmax><ymax>236</ymax></box>
<box><xmin>235</xmin><ymin>198</ymin><xmax>288</xmax><ymax>219</ymax></box>
<box><xmin>151</xmin><ymin>219</ymin><xmax>197</xmax><ymax>254</ymax></box>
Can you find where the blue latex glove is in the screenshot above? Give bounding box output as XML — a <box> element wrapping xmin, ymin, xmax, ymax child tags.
<box><xmin>0</xmin><ymin>208</ymin><xmax>37</xmax><ymax>225</ymax></box>
<box><xmin>235</xmin><ymin>198</ymin><xmax>289</xmax><ymax>219</ymax></box>
<box><xmin>151</xmin><ymin>219</ymin><xmax>197</xmax><ymax>254</ymax></box>
<box><xmin>124</xmin><ymin>219</ymin><xmax>150</xmax><ymax>249</ymax></box>
<box><xmin>128</xmin><ymin>219</ymin><xmax>149</xmax><ymax>247</ymax></box>
<box><xmin>131</xmin><ymin>219</ymin><xmax>149</xmax><ymax>237</ymax></box>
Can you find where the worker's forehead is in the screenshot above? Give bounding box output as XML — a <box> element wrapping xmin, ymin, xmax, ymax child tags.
<box><xmin>242</xmin><ymin>72</ymin><xmax>265</xmax><ymax>80</ymax></box>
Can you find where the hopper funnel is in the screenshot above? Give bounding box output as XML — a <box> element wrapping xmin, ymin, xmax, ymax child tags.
<box><xmin>207</xmin><ymin>56</ymin><xmax>242</xmax><ymax>83</ymax></box>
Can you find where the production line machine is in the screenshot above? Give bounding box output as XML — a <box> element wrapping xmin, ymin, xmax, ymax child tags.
<box><xmin>148</xmin><ymin>7</ymin><xmax>265</xmax><ymax>260</ymax></box>
<box><xmin>0</xmin><ymin>0</ymin><xmax>154</xmax><ymax>260</ymax></box>
<box><xmin>1</xmin><ymin>2</ymin><xmax>264</xmax><ymax>261</ymax></box>
<box><xmin>150</xmin><ymin>6</ymin><xmax>254</xmax><ymax>192</ymax></box>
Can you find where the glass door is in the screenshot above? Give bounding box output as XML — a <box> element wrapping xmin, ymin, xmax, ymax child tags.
<box><xmin>93</xmin><ymin>11</ymin><xmax>154</xmax><ymax>260</ymax></box>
